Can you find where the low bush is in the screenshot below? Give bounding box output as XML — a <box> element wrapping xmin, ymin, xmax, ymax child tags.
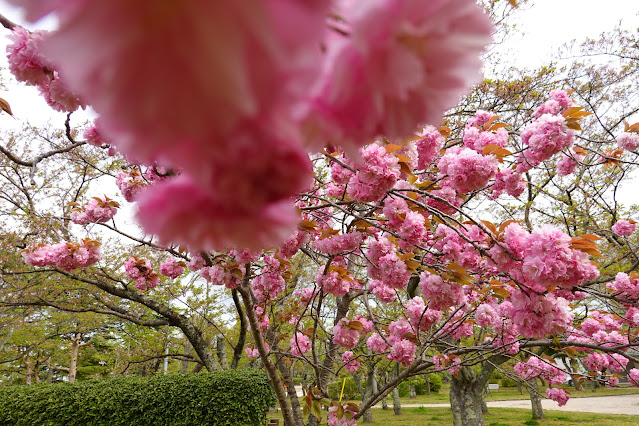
<box><xmin>0</xmin><ymin>369</ymin><xmax>275</xmax><ymax>426</ymax></box>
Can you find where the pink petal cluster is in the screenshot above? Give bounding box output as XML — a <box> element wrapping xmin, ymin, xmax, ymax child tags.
<box><xmin>366</xmin><ymin>236</ymin><xmax>411</xmax><ymax>290</ymax></box>
<box><xmin>388</xmin><ymin>339</ymin><xmax>416</xmax><ymax>367</ymax></box>
<box><xmin>198</xmin><ymin>264</ymin><xmax>235</xmax><ymax>288</ymax></box>
<box><xmin>437</xmin><ymin>147</ymin><xmax>498</xmax><ymax>194</ymax></box>
<box><xmin>433</xmin><ymin>354</ymin><xmax>462</xmax><ymax>375</ymax></box>
<box><xmin>369</xmin><ymin>279</ymin><xmax>397</xmax><ymax>303</ymax></box>
<box><xmin>135</xmin><ymin>176</ymin><xmax>299</xmax><ymax>251</ymax></box>
<box><xmin>367</xmin><ymin>333</ymin><xmax>390</xmax><ymax>353</ymax></box>
<box><xmin>611</xmin><ymin>219</ymin><xmax>636</xmax><ymax>237</ymax></box>
<box><xmin>341</xmin><ymin>351</ymin><xmax>360</xmax><ymax>373</ymax></box>
<box><xmin>278</xmin><ymin>230</ymin><xmax>310</xmax><ymax>259</ymax></box>
<box><xmin>435</xmin><ymin>224</ymin><xmax>486</xmax><ymax>270</ymax></box>
<box><xmin>327</xmin><ymin>405</ymin><xmax>357</xmax><ymax>426</ymax></box>
<box><xmin>346</xmin><ymin>144</ymin><xmax>400</xmax><ymax>202</ymax></box>
<box><xmin>124</xmin><ymin>257</ymin><xmax>159</xmax><ymax>290</ymax></box>
<box><xmin>556</xmin><ymin>151</ymin><xmax>583</xmax><ymax>176</ymax></box>
<box><xmin>405</xmin><ymin>296</ymin><xmax>442</xmax><ymax>332</ymax></box>
<box><xmin>70</xmin><ymin>196</ymin><xmax>119</xmax><ymax>225</ymax></box>
<box><xmin>312</xmin><ymin>232</ymin><xmax>363</xmax><ymax>256</ymax></box>
<box><xmin>304</xmin><ymin>0</ymin><xmax>492</xmax><ymax>149</ymax></box>
<box><xmin>490</xmin><ymin>223</ymin><xmax>599</xmax><ymax>291</ymax></box>
<box><xmin>317</xmin><ymin>267</ymin><xmax>352</xmax><ymax>297</ymax></box>
<box><xmin>253</xmin><ymin>255</ymin><xmax>286</xmax><ymax>302</ymax></box>
<box><xmin>245</xmin><ymin>343</ymin><xmax>269</xmax><ymax>360</ymax></box>
<box><xmin>514</xmin><ymin>357</ymin><xmax>566</xmax><ymax>385</ymax></box>
<box><xmin>290</xmin><ymin>333</ymin><xmax>312</xmax><ymax>357</ymax></box>
<box><xmin>332</xmin><ymin>317</ymin><xmax>373</xmax><ymax>349</ymax></box>
<box><xmin>607</xmin><ymin>272</ymin><xmax>639</xmax><ymax>300</ymax></box>
<box><xmin>419</xmin><ymin>272</ymin><xmax>467</xmax><ymax>310</ymax></box>
<box><xmin>475</xmin><ymin>303</ymin><xmax>499</xmax><ymax>328</ymax></box>
<box><xmin>159</xmin><ymin>258</ymin><xmax>185</xmax><ymax>279</ymax></box>
<box><xmin>533</xmin><ymin>90</ymin><xmax>574</xmax><ymax>118</ymax></box>
<box><xmin>83</xmin><ymin>119</ymin><xmax>108</xmax><ymax>147</ymax></box>
<box><xmin>545</xmin><ymin>388</ymin><xmax>569</xmax><ymax>407</ymax></box>
<box><xmin>491</xmin><ymin>169</ymin><xmax>526</xmax><ymax>198</ymax></box>
<box><xmin>508</xmin><ymin>291</ymin><xmax>573</xmax><ymax>339</ymax></box>
<box><xmin>616</xmin><ymin>132</ymin><xmax>639</xmax><ymax>151</ymax></box>
<box><xmin>115</xmin><ymin>169</ymin><xmax>147</xmax><ymax>202</ymax></box>
<box><xmin>425</xmin><ymin>187</ymin><xmax>463</xmax><ymax>215</ymax></box>
<box><xmin>520</xmin><ymin>114</ymin><xmax>575</xmax><ymax>168</ymax></box>
<box><xmin>415</xmin><ymin>126</ymin><xmax>444</xmax><ymax>170</ymax></box>
<box><xmin>6</xmin><ymin>27</ymin><xmax>84</xmax><ymax>112</ymax></box>
<box><xmin>463</xmin><ymin>111</ymin><xmax>509</xmax><ymax>153</ymax></box>
<box><xmin>22</xmin><ymin>239</ymin><xmax>100</xmax><ymax>271</ymax></box>
<box><xmin>629</xmin><ymin>369</ymin><xmax>639</xmax><ymax>387</ymax></box>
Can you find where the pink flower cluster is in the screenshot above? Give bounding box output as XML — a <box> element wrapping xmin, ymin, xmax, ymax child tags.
<box><xmin>22</xmin><ymin>239</ymin><xmax>100</xmax><ymax>271</ymax></box>
<box><xmin>115</xmin><ymin>169</ymin><xmax>147</xmax><ymax>202</ymax></box>
<box><xmin>405</xmin><ymin>296</ymin><xmax>442</xmax><ymax>332</ymax></box>
<box><xmin>11</xmin><ymin>0</ymin><xmax>492</xmax><ymax>250</ymax></box>
<box><xmin>556</xmin><ymin>150</ymin><xmax>584</xmax><ymax>176</ymax></box>
<box><xmin>612</xmin><ymin>219</ymin><xmax>636</xmax><ymax>236</ymax></box>
<box><xmin>463</xmin><ymin>111</ymin><xmax>509</xmax><ymax>153</ymax></box>
<box><xmin>437</xmin><ymin>147</ymin><xmax>498</xmax><ymax>193</ymax></box>
<box><xmin>290</xmin><ymin>332</ymin><xmax>311</xmax><ymax>357</ymax></box>
<box><xmin>607</xmin><ymin>272</ymin><xmax>639</xmax><ymax>300</ymax></box>
<box><xmin>366</xmin><ymin>236</ymin><xmax>411</xmax><ymax>293</ymax></box>
<box><xmin>491</xmin><ymin>169</ymin><xmax>526</xmax><ymax>198</ymax></box>
<box><xmin>514</xmin><ymin>357</ymin><xmax>567</xmax><ymax>385</ymax></box>
<box><xmin>245</xmin><ymin>342</ymin><xmax>270</xmax><ymax>360</ymax></box>
<box><xmin>415</xmin><ymin>126</ymin><xmax>444</xmax><ymax>170</ymax></box>
<box><xmin>341</xmin><ymin>351</ymin><xmax>360</xmax><ymax>373</ymax></box>
<box><xmin>252</xmin><ymin>255</ymin><xmax>286</xmax><ymax>302</ymax></box>
<box><xmin>332</xmin><ymin>316</ymin><xmax>373</xmax><ymax>349</ymax></box>
<box><xmin>346</xmin><ymin>144</ymin><xmax>400</xmax><ymax>202</ymax></box>
<box><xmin>545</xmin><ymin>388</ymin><xmax>569</xmax><ymax>407</ymax></box>
<box><xmin>489</xmin><ymin>223</ymin><xmax>599</xmax><ymax>292</ymax></box>
<box><xmin>327</xmin><ymin>405</ymin><xmax>357</xmax><ymax>426</ymax></box>
<box><xmin>435</xmin><ymin>224</ymin><xmax>486</xmax><ymax>270</ymax></box>
<box><xmin>617</xmin><ymin>132</ymin><xmax>639</xmax><ymax>151</ymax></box>
<box><xmin>519</xmin><ymin>92</ymin><xmax>576</xmax><ymax>169</ymax></box>
<box><xmin>433</xmin><ymin>354</ymin><xmax>462</xmax><ymax>375</ymax></box>
<box><xmin>70</xmin><ymin>196</ymin><xmax>119</xmax><ymax>225</ymax></box>
<box><xmin>419</xmin><ymin>272</ymin><xmax>467</xmax><ymax>310</ymax></box>
<box><xmin>124</xmin><ymin>257</ymin><xmax>159</xmax><ymax>290</ymax></box>
<box><xmin>367</xmin><ymin>333</ymin><xmax>390</xmax><ymax>353</ymax></box>
<box><xmin>508</xmin><ymin>291</ymin><xmax>573</xmax><ymax>339</ymax></box>
<box><xmin>629</xmin><ymin>368</ymin><xmax>639</xmax><ymax>387</ymax></box>
<box><xmin>159</xmin><ymin>258</ymin><xmax>185</xmax><ymax>279</ymax></box>
<box><xmin>312</xmin><ymin>232</ymin><xmax>363</xmax><ymax>256</ymax></box>
<box><xmin>6</xmin><ymin>27</ymin><xmax>84</xmax><ymax>112</ymax></box>
<box><xmin>278</xmin><ymin>230</ymin><xmax>310</xmax><ymax>259</ymax></box>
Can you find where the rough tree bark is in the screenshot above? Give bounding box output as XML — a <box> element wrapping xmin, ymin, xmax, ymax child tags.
<box><xmin>526</xmin><ymin>378</ymin><xmax>545</xmax><ymax>420</ymax></box>
<box><xmin>449</xmin><ymin>355</ymin><xmax>508</xmax><ymax>426</ymax></box>
<box><xmin>362</xmin><ymin>367</ymin><xmax>375</xmax><ymax>423</ymax></box>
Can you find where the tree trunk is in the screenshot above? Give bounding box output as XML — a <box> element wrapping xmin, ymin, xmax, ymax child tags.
<box><xmin>409</xmin><ymin>382</ymin><xmax>416</xmax><ymax>399</ymax></box>
<box><xmin>527</xmin><ymin>378</ymin><xmax>545</xmax><ymax>420</ymax></box>
<box><xmin>216</xmin><ymin>334</ymin><xmax>229</xmax><ymax>369</ymax></box>
<box><xmin>393</xmin><ymin>363</ymin><xmax>402</xmax><ymax>416</ymax></box>
<box><xmin>362</xmin><ymin>368</ymin><xmax>375</xmax><ymax>423</ymax></box>
<box><xmin>352</xmin><ymin>372</ymin><xmax>365</xmax><ymax>400</ymax></box>
<box><xmin>275</xmin><ymin>349</ymin><xmax>303</xmax><ymax>425</ymax></box>
<box><xmin>392</xmin><ymin>387</ymin><xmax>402</xmax><ymax>415</ymax></box>
<box><xmin>68</xmin><ymin>334</ymin><xmax>81</xmax><ymax>383</ymax></box>
<box><xmin>449</xmin><ymin>369</ymin><xmax>485</xmax><ymax>426</ymax></box>
<box><xmin>230</xmin><ymin>289</ymin><xmax>247</xmax><ymax>370</ymax></box>
<box><xmin>426</xmin><ymin>377</ymin><xmax>431</xmax><ymax>395</ymax></box>
<box><xmin>24</xmin><ymin>355</ymin><xmax>32</xmax><ymax>385</ymax></box>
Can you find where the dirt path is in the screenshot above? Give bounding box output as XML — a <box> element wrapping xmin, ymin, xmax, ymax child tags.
<box><xmin>383</xmin><ymin>394</ymin><xmax>639</xmax><ymax>415</ymax></box>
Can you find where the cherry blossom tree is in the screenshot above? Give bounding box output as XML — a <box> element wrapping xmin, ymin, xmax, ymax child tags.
<box><xmin>2</xmin><ymin>3</ymin><xmax>639</xmax><ymax>426</ymax></box>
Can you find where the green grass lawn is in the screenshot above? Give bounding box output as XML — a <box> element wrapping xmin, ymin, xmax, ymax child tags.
<box><xmin>372</xmin><ymin>383</ymin><xmax>639</xmax><ymax>405</ymax></box>
<box><xmin>268</xmin><ymin>406</ymin><xmax>639</xmax><ymax>425</ymax></box>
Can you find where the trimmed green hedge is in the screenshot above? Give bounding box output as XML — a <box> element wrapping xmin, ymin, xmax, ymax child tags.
<box><xmin>0</xmin><ymin>369</ymin><xmax>275</xmax><ymax>426</ymax></box>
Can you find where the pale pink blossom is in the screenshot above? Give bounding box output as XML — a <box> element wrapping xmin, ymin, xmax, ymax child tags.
<box><xmin>612</xmin><ymin>219</ymin><xmax>636</xmax><ymax>237</ymax></box>
<box><xmin>617</xmin><ymin>132</ymin><xmax>639</xmax><ymax>151</ymax></box>
<box><xmin>135</xmin><ymin>176</ymin><xmax>299</xmax><ymax>251</ymax></box>
<box><xmin>115</xmin><ymin>169</ymin><xmax>147</xmax><ymax>202</ymax></box>
<box><xmin>415</xmin><ymin>125</ymin><xmax>444</xmax><ymax>170</ymax></box>
<box><xmin>367</xmin><ymin>333</ymin><xmax>390</xmax><ymax>353</ymax></box>
<box><xmin>290</xmin><ymin>333</ymin><xmax>312</xmax><ymax>357</ymax></box>
<box><xmin>347</xmin><ymin>144</ymin><xmax>400</xmax><ymax>202</ymax></box>
<box><xmin>545</xmin><ymin>388</ymin><xmax>569</xmax><ymax>407</ymax></box>
<box><xmin>341</xmin><ymin>351</ymin><xmax>360</xmax><ymax>373</ymax></box>
<box><xmin>437</xmin><ymin>147</ymin><xmax>498</xmax><ymax>194</ymax></box>
<box><xmin>387</xmin><ymin>339</ymin><xmax>416</xmax><ymax>367</ymax></box>
<box><xmin>159</xmin><ymin>258</ymin><xmax>185</xmax><ymax>279</ymax></box>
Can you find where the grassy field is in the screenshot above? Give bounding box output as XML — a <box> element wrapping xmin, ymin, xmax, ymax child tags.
<box><xmin>267</xmin><ymin>406</ymin><xmax>639</xmax><ymax>425</ymax></box>
<box><xmin>382</xmin><ymin>383</ymin><xmax>639</xmax><ymax>405</ymax></box>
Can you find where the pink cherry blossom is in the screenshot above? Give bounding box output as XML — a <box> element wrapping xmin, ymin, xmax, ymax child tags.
<box><xmin>22</xmin><ymin>240</ymin><xmax>100</xmax><ymax>271</ymax></box>
<box><xmin>612</xmin><ymin>219</ymin><xmax>636</xmax><ymax>237</ymax></box>
<box><xmin>70</xmin><ymin>196</ymin><xmax>119</xmax><ymax>225</ymax></box>
<box><xmin>332</xmin><ymin>319</ymin><xmax>361</xmax><ymax>349</ymax></box>
<box><xmin>303</xmin><ymin>0</ymin><xmax>492</xmax><ymax>149</ymax></box>
<box><xmin>290</xmin><ymin>332</ymin><xmax>312</xmax><ymax>357</ymax></box>
<box><xmin>115</xmin><ymin>169</ymin><xmax>147</xmax><ymax>202</ymax></box>
<box><xmin>437</xmin><ymin>147</ymin><xmax>498</xmax><ymax>194</ymax></box>
<box><xmin>341</xmin><ymin>351</ymin><xmax>360</xmax><ymax>373</ymax></box>
<box><xmin>135</xmin><ymin>176</ymin><xmax>299</xmax><ymax>251</ymax></box>
<box><xmin>405</xmin><ymin>297</ymin><xmax>442</xmax><ymax>332</ymax></box>
<box><xmin>327</xmin><ymin>406</ymin><xmax>357</xmax><ymax>426</ymax></box>
<box><xmin>617</xmin><ymin>132</ymin><xmax>639</xmax><ymax>151</ymax></box>
<box><xmin>387</xmin><ymin>339</ymin><xmax>416</xmax><ymax>367</ymax></box>
<box><xmin>367</xmin><ymin>333</ymin><xmax>390</xmax><ymax>353</ymax></box>
<box><xmin>545</xmin><ymin>388</ymin><xmax>569</xmax><ymax>407</ymax></box>
<box><xmin>419</xmin><ymin>272</ymin><xmax>467</xmax><ymax>310</ymax></box>
<box><xmin>347</xmin><ymin>144</ymin><xmax>400</xmax><ymax>202</ymax></box>
<box><xmin>415</xmin><ymin>125</ymin><xmax>444</xmax><ymax>170</ymax></box>
<box><xmin>159</xmin><ymin>258</ymin><xmax>185</xmax><ymax>279</ymax></box>
<box><xmin>521</xmin><ymin>114</ymin><xmax>575</xmax><ymax>166</ymax></box>
<box><xmin>6</xmin><ymin>26</ymin><xmax>50</xmax><ymax>86</ymax></box>
<box><xmin>124</xmin><ymin>257</ymin><xmax>159</xmax><ymax>290</ymax></box>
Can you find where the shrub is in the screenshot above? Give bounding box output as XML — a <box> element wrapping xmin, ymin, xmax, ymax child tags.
<box><xmin>328</xmin><ymin>376</ymin><xmax>363</xmax><ymax>400</ymax></box>
<box><xmin>0</xmin><ymin>369</ymin><xmax>275</xmax><ymax>426</ymax></box>
<box><xmin>500</xmin><ymin>377</ymin><xmax>519</xmax><ymax>387</ymax></box>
